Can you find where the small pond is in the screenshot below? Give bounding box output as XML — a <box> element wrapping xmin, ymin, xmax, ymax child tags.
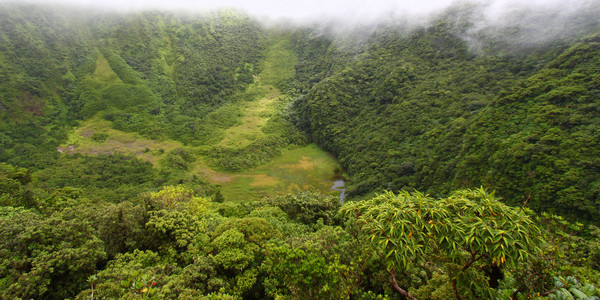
<box><xmin>329</xmin><ymin>179</ymin><xmax>347</xmax><ymax>204</ymax></box>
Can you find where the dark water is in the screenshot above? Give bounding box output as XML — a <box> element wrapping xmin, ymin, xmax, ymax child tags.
<box><xmin>329</xmin><ymin>179</ymin><xmax>346</xmax><ymax>204</ymax></box>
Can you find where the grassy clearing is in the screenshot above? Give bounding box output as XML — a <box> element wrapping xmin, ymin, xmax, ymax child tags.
<box><xmin>216</xmin><ymin>88</ymin><xmax>280</xmax><ymax>148</ymax></box>
<box><xmin>199</xmin><ymin>37</ymin><xmax>345</xmax><ymax>202</ymax></box>
<box><xmin>217</xmin><ymin>144</ymin><xmax>344</xmax><ymax>202</ymax></box>
<box><xmin>214</xmin><ymin>35</ymin><xmax>298</xmax><ymax>149</ymax></box>
<box><xmin>59</xmin><ymin>114</ymin><xmax>182</xmax><ymax>165</ymax></box>
<box><xmin>259</xmin><ymin>36</ymin><xmax>298</xmax><ymax>88</ymax></box>
<box><xmin>92</xmin><ymin>51</ymin><xmax>122</xmax><ymax>84</ymax></box>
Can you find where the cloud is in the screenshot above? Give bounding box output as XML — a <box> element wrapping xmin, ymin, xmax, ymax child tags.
<box><xmin>462</xmin><ymin>0</ymin><xmax>600</xmax><ymax>49</ymax></box>
<box><xmin>4</xmin><ymin>0</ymin><xmax>599</xmax><ymax>41</ymax></box>
<box><xmin>6</xmin><ymin>0</ymin><xmax>457</xmax><ymax>23</ymax></box>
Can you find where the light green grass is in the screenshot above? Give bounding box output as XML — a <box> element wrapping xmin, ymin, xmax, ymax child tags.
<box><xmin>59</xmin><ymin>114</ymin><xmax>183</xmax><ymax>165</ymax></box>
<box><xmin>92</xmin><ymin>51</ymin><xmax>122</xmax><ymax>84</ymax></box>
<box><xmin>259</xmin><ymin>37</ymin><xmax>298</xmax><ymax>87</ymax></box>
<box><xmin>217</xmin><ymin>88</ymin><xmax>280</xmax><ymax>148</ymax></box>
<box><xmin>203</xmin><ymin>36</ymin><xmax>343</xmax><ymax>201</ymax></box>
<box><xmin>216</xmin><ymin>144</ymin><xmax>344</xmax><ymax>202</ymax></box>
<box><xmin>214</xmin><ymin>36</ymin><xmax>298</xmax><ymax>149</ymax></box>
<box><xmin>61</xmin><ymin>119</ymin><xmax>344</xmax><ymax>202</ymax></box>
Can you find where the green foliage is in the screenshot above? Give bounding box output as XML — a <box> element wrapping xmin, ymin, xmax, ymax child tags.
<box><xmin>548</xmin><ymin>276</ymin><xmax>600</xmax><ymax>300</ymax></box>
<box><xmin>262</xmin><ymin>226</ymin><xmax>358</xmax><ymax>299</ymax></box>
<box><xmin>0</xmin><ymin>163</ymin><xmax>34</xmax><ymax>207</ymax></box>
<box><xmin>143</xmin><ymin>185</ymin><xmax>209</xmax><ymax>214</ymax></box>
<box><xmin>34</xmin><ymin>153</ymin><xmax>157</xmax><ymax>202</ymax></box>
<box><xmin>0</xmin><ymin>4</ymin><xmax>266</xmax><ymax>149</ymax></box>
<box><xmin>90</xmin><ymin>132</ymin><xmax>109</xmax><ymax>142</ymax></box>
<box><xmin>162</xmin><ymin>148</ymin><xmax>196</xmax><ymax>171</ymax></box>
<box><xmin>454</xmin><ymin>37</ymin><xmax>600</xmax><ymax>222</ymax></box>
<box><xmin>74</xmin><ymin>250</ymin><xmax>170</xmax><ymax>300</ymax></box>
<box><xmin>0</xmin><ymin>206</ymin><xmax>106</xmax><ymax>300</ymax></box>
<box><xmin>206</xmin><ymin>135</ymin><xmax>292</xmax><ymax>171</ymax></box>
<box><xmin>497</xmin><ymin>213</ymin><xmax>600</xmax><ymax>299</ymax></box>
<box><xmin>294</xmin><ymin>14</ymin><xmax>600</xmax><ymax>223</ymax></box>
<box><xmin>259</xmin><ymin>35</ymin><xmax>298</xmax><ymax>91</ymax></box>
<box><xmin>145</xmin><ymin>209</ymin><xmax>203</xmax><ymax>257</ymax></box>
<box><xmin>0</xmin><ymin>119</ymin><xmax>67</xmax><ymax>169</ymax></box>
<box><xmin>213</xmin><ymin>190</ymin><xmax>225</xmax><ymax>203</ymax></box>
<box><xmin>266</xmin><ymin>191</ymin><xmax>341</xmax><ymax>225</ymax></box>
<box><xmin>213</xmin><ymin>217</ymin><xmax>278</xmax><ymax>246</ymax></box>
<box><xmin>93</xmin><ymin>201</ymin><xmax>148</xmax><ymax>257</ymax></box>
<box><xmin>211</xmin><ymin>228</ymin><xmax>260</xmax><ymax>271</ymax></box>
<box><xmin>1</xmin><ymin>3</ymin><xmax>600</xmax><ymax>300</ymax></box>
<box><xmin>99</xmin><ymin>48</ymin><xmax>144</xmax><ymax>85</ymax></box>
<box><xmin>342</xmin><ymin>188</ymin><xmax>542</xmax><ymax>299</ymax></box>
<box><xmin>411</xmin><ymin>272</ymin><xmax>455</xmax><ymax>300</ymax></box>
<box><xmin>101</xmin><ymin>83</ymin><xmax>156</xmax><ymax>110</ymax></box>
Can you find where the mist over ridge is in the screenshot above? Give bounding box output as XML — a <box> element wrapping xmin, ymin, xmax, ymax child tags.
<box><xmin>2</xmin><ymin>0</ymin><xmax>599</xmax><ymax>49</ymax></box>
<box><xmin>3</xmin><ymin>0</ymin><xmax>597</xmax><ymax>24</ymax></box>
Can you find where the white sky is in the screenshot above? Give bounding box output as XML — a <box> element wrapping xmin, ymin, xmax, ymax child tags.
<box><xmin>4</xmin><ymin>0</ymin><xmax>598</xmax><ymax>26</ymax></box>
<box><xmin>7</xmin><ymin>0</ymin><xmax>454</xmax><ymax>22</ymax></box>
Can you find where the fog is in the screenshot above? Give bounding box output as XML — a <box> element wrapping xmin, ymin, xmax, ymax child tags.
<box><xmin>6</xmin><ymin>0</ymin><xmax>456</xmax><ymax>23</ymax></box>
<box><xmin>6</xmin><ymin>0</ymin><xmax>596</xmax><ymax>24</ymax></box>
<box><xmin>4</xmin><ymin>0</ymin><xmax>600</xmax><ymax>47</ymax></box>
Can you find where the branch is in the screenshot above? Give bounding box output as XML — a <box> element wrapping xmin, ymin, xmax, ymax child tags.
<box><xmin>462</xmin><ymin>252</ymin><xmax>485</xmax><ymax>272</ymax></box>
<box><xmin>387</xmin><ymin>269</ymin><xmax>418</xmax><ymax>300</ymax></box>
<box><xmin>453</xmin><ymin>252</ymin><xmax>485</xmax><ymax>300</ymax></box>
<box><xmin>518</xmin><ymin>193</ymin><xmax>532</xmax><ymax>214</ymax></box>
<box><xmin>453</xmin><ymin>279</ymin><xmax>461</xmax><ymax>300</ymax></box>
<box><xmin>511</xmin><ymin>272</ymin><xmax>540</xmax><ymax>299</ymax></box>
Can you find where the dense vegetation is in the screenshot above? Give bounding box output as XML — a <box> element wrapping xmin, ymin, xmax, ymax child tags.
<box><xmin>292</xmin><ymin>7</ymin><xmax>600</xmax><ymax>223</ymax></box>
<box><xmin>1</xmin><ymin>2</ymin><xmax>600</xmax><ymax>299</ymax></box>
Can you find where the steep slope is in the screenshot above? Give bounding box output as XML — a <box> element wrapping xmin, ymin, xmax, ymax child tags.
<box><xmin>73</xmin><ymin>10</ymin><xmax>265</xmax><ymax>144</ymax></box>
<box><xmin>294</xmin><ymin>16</ymin><xmax>600</xmax><ymax>222</ymax></box>
<box><xmin>0</xmin><ymin>4</ymin><xmax>95</xmax><ymax>169</ymax></box>
<box><xmin>455</xmin><ymin>34</ymin><xmax>600</xmax><ymax>220</ymax></box>
<box><xmin>0</xmin><ymin>4</ymin><xmax>90</xmax><ymax>123</ymax></box>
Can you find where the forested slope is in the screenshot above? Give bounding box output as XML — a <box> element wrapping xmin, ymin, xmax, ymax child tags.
<box><xmin>293</xmin><ymin>10</ymin><xmax>600</xmax><ymax>222</ymax></box>
<box><xmin>0</xmin><ymin>4</ymin><xmax>90</xmax><ymax>169</ymax></box>
<box><xmin>456</xmin><ymin>34</ymin><xmax>600</xmax><ymax>220</ymax></box>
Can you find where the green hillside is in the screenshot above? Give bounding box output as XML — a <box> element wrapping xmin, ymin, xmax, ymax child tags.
<box><xmin>294</xmin><ymin>15</ymin><xmax>600</xmax><ymax>222</ymax></box>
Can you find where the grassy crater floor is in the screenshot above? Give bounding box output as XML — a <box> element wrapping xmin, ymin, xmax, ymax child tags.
<box><xmin>59</xmin><ymin>117</ymin><xmax>344</xmax><ymax>200</ymax></box>
<box><xmin>58</xmin><ymin>114</ymin><xmax>183</xmax><ymax>166</ymax></box>
<box><xmin>203</xmin><ymin>144</ymin><xmax>344</xmax><ymax>202</ymax></box>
